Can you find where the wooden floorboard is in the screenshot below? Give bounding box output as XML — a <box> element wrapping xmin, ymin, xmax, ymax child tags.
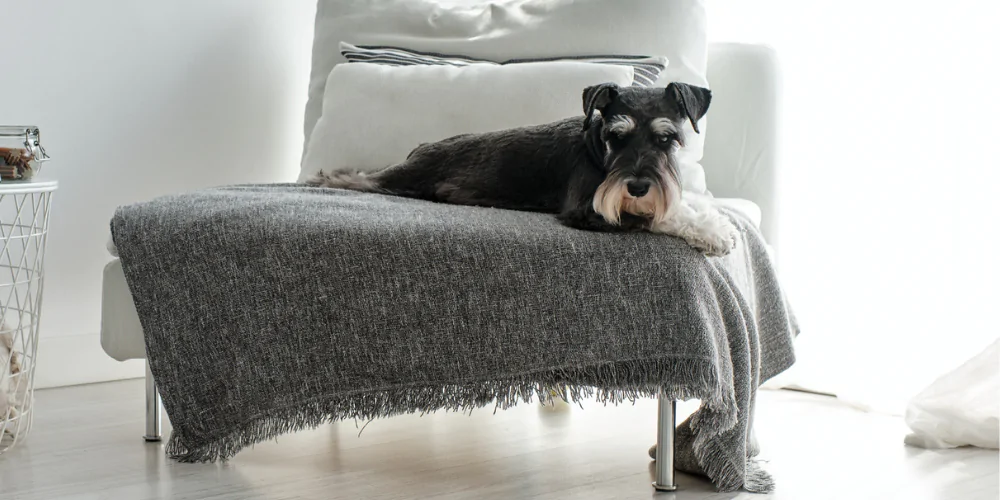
<box><xmin>0</xmin><ymin>380</ymin><xmax>995</xmax><ymax>499</ymax></box>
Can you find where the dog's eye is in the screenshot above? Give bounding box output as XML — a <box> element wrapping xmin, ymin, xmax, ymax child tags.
<box><xmin>606</xmin><ymin>133</ymin><xmax>628</xmax><ymax>148</ymax></box>
<box><xmin>657</xmin><ymin>134</ymin><xmax>679</xmax><ymax>145</ymax></box>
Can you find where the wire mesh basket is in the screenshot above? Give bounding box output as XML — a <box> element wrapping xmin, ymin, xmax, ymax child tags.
<box><xmin>0</xmin><ymin>126</ymin><xmax>54</xmax><ymax>454</ymax></box>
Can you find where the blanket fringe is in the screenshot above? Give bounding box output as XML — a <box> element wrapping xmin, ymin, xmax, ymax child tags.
<box><xmin>164</xmin><ymin>357</ymin><xmax>732</xmax><ymax>464</ymax></box>
<box><xmin>687</xmin><ymin>422</ymin><xmax>751</xmax><ymax>493</ymax></box>
<box><xmin>743</xmin><ymin>459</ymin><xmax>776</xmax><ymax>494</ymax></box>
<box><xmin>679</xmin><ymin>406</ymin><xmax>774</xmax><ymax>494</ymax></box>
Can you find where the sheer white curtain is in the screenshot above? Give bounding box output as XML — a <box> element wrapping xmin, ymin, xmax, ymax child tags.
<box><xmin>707</xmin><ymin>1</ymin><xmax>1000</xmax><ymax>413</ymax></box>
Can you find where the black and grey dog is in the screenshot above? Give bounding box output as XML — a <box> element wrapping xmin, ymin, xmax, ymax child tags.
<box><xmin>307</xmin><ymin>82</ymin><xmax>738</xmax><ymax>255</ymax></box>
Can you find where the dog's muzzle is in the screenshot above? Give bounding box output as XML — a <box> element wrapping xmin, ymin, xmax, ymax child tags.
<box><xmin>626</xmin><ymin>179</ymin><xmax>651</xmax><ymax>197</ymax></box>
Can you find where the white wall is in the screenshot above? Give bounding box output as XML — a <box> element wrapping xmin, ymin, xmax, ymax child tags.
<box><xmin>0</xmin><ymin>1</ymin><xmax>316</xmax><ymax>388</ymax></box>
<box><xmin>708</xmin><ymin>1</ymin><xmax>1000</xmax><ymax>412</ymax></box>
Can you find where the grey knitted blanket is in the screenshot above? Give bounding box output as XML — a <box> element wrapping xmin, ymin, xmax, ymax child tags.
<box><xmin>110</xmin><ymin>184</ymin><xmax>797</xmax><ymax>493</ymax></box>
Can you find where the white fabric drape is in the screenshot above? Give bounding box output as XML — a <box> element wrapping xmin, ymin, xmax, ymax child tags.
<box><xmin>904</xmin><ymin>339</ymin><xmax>999</xmax><ymax>449</ymax></box>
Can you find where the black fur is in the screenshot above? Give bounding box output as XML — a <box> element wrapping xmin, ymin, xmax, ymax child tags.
<box><xmin>582</xmin><ymin>82</ymin><xmax>619</xmax><ymax>132</ymax></box>
<box><xmin>668</xmin><ymin>82</ymin><xmax>713</xmax><ymax>133</ymax></box>
<box><xmin>306</xmin><ymin>83</ymin><xmax>712</xmax><ymax>232</ymax></box>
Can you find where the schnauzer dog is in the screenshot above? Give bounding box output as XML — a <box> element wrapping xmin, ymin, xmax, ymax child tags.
<box><xmin>306</xmin><ymin>82</ymin><xmax>738</xmax><ymax>256</ymax></box>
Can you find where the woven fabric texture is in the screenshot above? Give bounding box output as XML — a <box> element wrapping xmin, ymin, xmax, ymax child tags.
<box><xmin>110</xmin><ymin>184</ymin><xmax>797</xmax><ymax>492</ymax></box>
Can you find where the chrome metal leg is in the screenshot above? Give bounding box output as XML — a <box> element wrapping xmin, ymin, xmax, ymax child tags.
<box><xmin>144</xmin><ymin>361</ymin><xmax>162</xmax><ymax>442</ymax></box>
<box><xmin>652</xmin><ymin>395</ymin><xmax>677</xmax><ymax>491</ymax></box>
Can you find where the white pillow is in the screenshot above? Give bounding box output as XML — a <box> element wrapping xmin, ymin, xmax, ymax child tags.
<box><xmin>338</xmin><ymin>42</ymin><xmax>669</xmax><ymax>87</ymax></box>
<box><xmin>299</xmin><ymin>61</ymin><xmax>635</xmax><ymax>182</ymax></box>
<box><xmin>304</xmin><ymin>0</ymin><xmax>709</xmax><ymax>192</ymax></box>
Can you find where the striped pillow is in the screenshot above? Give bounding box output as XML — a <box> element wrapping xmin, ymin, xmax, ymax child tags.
<box><xmin>339</xmin><ymin>42</ymin><xmax>668</xmax><ymax>87</ymax></box>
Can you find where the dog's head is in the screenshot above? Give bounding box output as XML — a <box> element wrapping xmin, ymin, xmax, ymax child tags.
<box><xmin>582</xmin><ymin>82</ymin><xmax>711</xmax><ymax>225</ymax></box>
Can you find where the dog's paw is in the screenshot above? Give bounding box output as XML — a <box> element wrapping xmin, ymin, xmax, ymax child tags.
<box><xmin>686</xmin><ymin>216</ymin><xmax>738</xmax><ymax>257</ymax></box>
<box><xmin>650</xmin><ymin>202</ymin><xmax>740</xmax><ymax>256</ymax></box>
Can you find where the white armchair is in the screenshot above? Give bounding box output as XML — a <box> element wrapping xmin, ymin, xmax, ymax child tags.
<box><xmin>100</xmin><ymin>42</ymin><xmax>780</xmax><ymax>490</ymax></box>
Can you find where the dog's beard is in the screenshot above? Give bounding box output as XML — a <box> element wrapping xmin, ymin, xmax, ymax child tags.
<box><xmin>592</xmin><ymin>156</ymin><xmax>680</xmax><ymax>226</ymax></box>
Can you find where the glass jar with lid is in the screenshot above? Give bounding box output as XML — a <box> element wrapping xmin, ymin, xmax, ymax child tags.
<box><xmin>0</xmin><ymin>126</ymin><xmax>51</xmax><ymax>181</ymax></box>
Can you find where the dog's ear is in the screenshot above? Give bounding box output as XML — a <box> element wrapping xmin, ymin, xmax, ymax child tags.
<box><xmin>666</xmin><ymin>82</ymin><xmax>712</xmax><ymax>134</ymax></box>
<box><xmin>582</xmin><ymin>83</ymin><xmax>620</xmax><ymax>131</ymax></box>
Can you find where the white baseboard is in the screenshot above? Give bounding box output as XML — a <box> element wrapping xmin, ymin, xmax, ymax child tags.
<box><xmin>33</xmin><ymin>334</ymin><xmax>145</xmax><ymax>389</ymax></box>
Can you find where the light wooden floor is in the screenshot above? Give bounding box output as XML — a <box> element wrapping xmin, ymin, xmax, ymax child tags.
<box><xmin>0</xmin><ymin>381</ymin><xmax>996</xmax><ymax>500</ymax></box>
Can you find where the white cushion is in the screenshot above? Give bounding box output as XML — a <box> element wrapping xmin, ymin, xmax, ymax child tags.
<box><xmin>702</xmin><ymin>44</ymin><xmax>781</xmax><ymax>245</ymax></box>
<box><xmin>304</xmin><ymin>0</ymin><xmax>709</xmax><ymax>191</ymax></box>
<box><xmin>101</xmin><ymin>259</ymin><xmax>146</xmax><ymax>361</ymax></box>
<box><xmin>715</xmin><ymin>198</ymin><xmax>762</xmax><ymax>228</ymax></box>
<box><xmin>299</xmin><ymin>61</ymin><xmax>635</xmax><ymax>181</ymax></box>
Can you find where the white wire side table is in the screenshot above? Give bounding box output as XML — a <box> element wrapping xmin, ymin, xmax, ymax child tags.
<box><xmin>0</xmin><ymin>179</ymin><xmax>56</xmax><ymax>454</ymax></box>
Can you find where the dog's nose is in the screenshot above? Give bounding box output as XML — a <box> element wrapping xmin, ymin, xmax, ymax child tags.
<box><xmin>626</xmin><ymin>180</ymin><xmax>650</xmax><ymax>197</ymax></box>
